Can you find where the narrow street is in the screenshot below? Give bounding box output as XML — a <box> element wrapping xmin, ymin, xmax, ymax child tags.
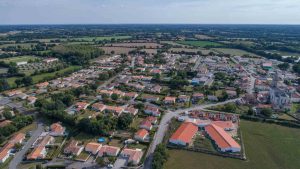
<box><xmin>9</xmin><ymin>122</ymin><xmax>44</xmax><ymax>169</ymax></box>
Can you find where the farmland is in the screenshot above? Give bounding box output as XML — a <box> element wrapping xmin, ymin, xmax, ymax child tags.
<box><xmin>165</xmin><ymin>120</ymin><xmax>300</xmax><ymax>169</ymax></box>
<box><xmin>72</xmin><ymin>35</ymin><xmax>131</xmax><ymax>41</ymax></box>
<box><xmin>0</xmin><ymin>55</ymin><xmax>39</xmax><ymax>64</ymax></box>
<box><xmin>212</xmin><ymin>48</ymin><xmax>260</xmax><ymax>57</ymax></box>
<box><xmin>177</xmin><ymin>41</ymin><xmax>223</xmax><ymax>47</ymax></box>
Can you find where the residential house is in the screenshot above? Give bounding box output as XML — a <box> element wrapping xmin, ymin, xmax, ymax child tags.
<box><xmin>134</xmin><ymin>129</ymin><xmax>149</xmax><ymax>142</ymax></box>
<box><xmin>120</xmin><ymin>148</ymin><xmax>144</xmax><ymax>165</ymax></box>
<box><xmin>64</xmin><ymin>140</ymin><xmax>84</xmax><ymax>156</ymax></box>
<box><xmin>192</xmin><ymin>93</ymin><xmax>204</xmax><ymax>102</ymax></box>
<box><xmin>151</xmin><ymin>85</ymin><xmax>162</xmax><ymax>93</ymax></box>
<box><xmin>49</xmin><ymin>123</ymin><xmax>65</xmax><ymax>136</ymax></box>
<box><xmin>146</xmin><ymin>116</ymin><xmax>157</xmax><ymax>124</ymax></box>
<box><xmin>124</xmin><ymin>107</ymin><xmax>138</xmax><ymax>116</ymax></box>
<box><xmin>144</xmin><ymin>106</ymin><xmax>160</xmax><ymax>117</ymax></box>
<box><xmin>85</xmin><ymin>142</ymin><xmax>102</xmax><ymax>155</ymax></box>
<box><xmin>27</xmin><ymin>96</ymin><xmax>37</xmax><ymax>104</ymax></box>
<box><xmin>36</xmin><ymin>82</ymin><xmax>49</xmax><ymax>89</ymax></box>
<box><xmin>142</xmin><ymin>95</ymin><xmax>159</xmax><ymax>102</ymax></box>
<box><xmin>75</xmin><ymin>102</ymin><xmax>89</xmax><ymax>112</ymax></box>
<box><xmin>105</xmin><ymin>106</ymin><xmax>124</xmax><ymax>116</ymax></box>
<box><xmin>27</xmin><ymin>135</ymin><xmax>55</xmax><ymax>160</ymax></box>
<box><xmin>177</xmin><ymin>95</ymin><xmax>190</xmax><ymax>103</ymax></box>
<box><xmin>98</xmin><ymin>145</ymin><xmax>120</xmax><ymax>157</ymax></box>
<box><xmin>92</xmin><ymin>103</ymin><xmax>106</xmax><ymax>112</ymax></box>
<box><xmin>139</xmin><ymin>119</ymin><xmax>153</xmax><ymax>131</ymax></box>
<box><xmin>124</xmin><ymin>92</ymin><xmax>138</xmax><ymax>99</ymax></box>
<box><xmin>164</xmin><ymin>96</ymin><xmax>176</xmax><ymax>104</ymax></box>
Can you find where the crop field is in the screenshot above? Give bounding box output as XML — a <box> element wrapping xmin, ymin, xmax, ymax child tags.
<box><xmin>212</xmin><ymin>48</ymin><xmax>260</xmax><ymax>57</ymax></box>
<box><xmin>0</xmin><ymin>43</ymin><xmax>37</xmax><ymax>49</ymax></box>
<box><xmin>165</xmin><ymin>120</ymin><xmax>300</xmax><ymax>169</ymax></box>
<box><xmin>0</xmin><ymin>55</ymin><xmax>38</xmax><ymax>64</ymax></box>
<box><xmin>99</xmin><ymin>47</ymin><xmax>136</xmax><ymax>55</ymax></box>
<box><xmin>169</xmin><ymin>48</ymin><xmax>214</xmax><ymax>55</ymax></box>
<box><xmin>106</xmin><ymin>42</ymin><xmax>162</xmax><ymax>48</ymax></box>
<box><xmin>177</xmin><ymin>41</ymin><xmax>223</xmax><ymax>47</ymax></box>
<box><xmin>73</xmin><ymin>36</ymin><xmax>131</xmax><ymax>41</ymax></box>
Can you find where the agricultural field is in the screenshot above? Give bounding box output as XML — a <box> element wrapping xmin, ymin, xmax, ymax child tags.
<box><xmin>165</xmin><ymin>120</ymin><xmax>300</xmax><ymax>169</ymax></box>
<box><xmin>72</xmin><ymin>35</ymin><xmax>131</xmax><ymax>41</ymax></box>
<box><xmin>99</xmin><ymin>46</ymin><xmax>136</xmax><ymax>55</ymax></box>
<box><xmin>176</xmin><ymin>41</ymin><xmax>223</xmax><ymax>48</ymax></box>
<box><xmin>212</xmin><ymin>48</ymin><xmax>260</xmax><ymax>57</ymax></box>
<box><xmin>0</xmin><ymin>43</ymin><xmax>37</xmax><ymax>49</ymax></box>
<box><xmin>169</xmin><ymin>48</ymin><xmax>213</xmax><ymax>55</ymax></box>
<box><xmin>106</xmin><ymin>42</ymin><xmax>162</xmax><ymax>48</ymax></box>
<box><xmin>0</xmin><ymin>55</ymin><xmax>39</xmax><ymax>64</ymax></box>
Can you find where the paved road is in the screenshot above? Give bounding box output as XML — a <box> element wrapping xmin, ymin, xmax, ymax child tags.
<box><xmin>192</xmin><ymin>56</ymin><xmax>201</xmax><ymax>71</ymax></box>
<box><xmin>143</xmin><ymin>98</ymin><xmax>241</xmax><ymax>169</ymax></box>
<box><xmin>9</xmin><ymin>122</ymin><xmax>44</xmax><ymax>169</ymax></box>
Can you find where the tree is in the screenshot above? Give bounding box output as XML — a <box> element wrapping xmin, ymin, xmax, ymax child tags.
<box><xmin>293</xmin><ymin>64</ymin><xmax>300</xmax><ymax>74</ymax></box>
<box><xmin>111</xmin><ymin>93</ymin><xmax>119</xmax><ymax>101</ymax></box>
<box><xmin>8</xmin><ymin>66</ymin><xmax>18</xmax><ymax>74</ymax></box>
<box><xmin>15</xmin><ymin>79</ymin><xmax>22</xmax><ymax>87</ymax></box>
<box><xmin>224</xmin><ymin>103</ymin><xmax>236</xmax><ymax>112</ymax></box>
<box><xmin>22</xmin><ymin>76</ymin><xmax>33</xmax><ymax>86</ymax></box>
<box><xmin>152</xmin><ymin>144</ymin><xmax>168</xmax><ymax>169</ymax></box>
<box><xmin>261</xmin><ymin>108</ymin><xmax>272</xmax><ymax>118</ymax></box>
<box><xmin>0</xmin><ymin>78</ymin><xmax>10</xmax><ymax>91</ymax></box>
<box><xmin>277</xmin><ymin>62</ymin><xmax>290</xmax><ymax>71</ymax></box>
<box><xmin>3</xmin><ymin>110</ymin><xmax>13</xmax><ymax>120</ymax></box>
<box><xmin>117</xmin><ymin>114</ymin><xmax>133</xmax><ymax>130</ymax></box>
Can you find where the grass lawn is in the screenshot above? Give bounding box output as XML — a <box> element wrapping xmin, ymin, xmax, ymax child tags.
<box><xmin>0</xmin><ymin>55</ymin><xmax>38</xmax><ymax>64</ymax></box>
<box><xmin>165</xmin><ymin>120</ymin><xmax>300</xmax><ymax>169</ymax></box>
<box><xmin>0</xmin><ymin>156</ymin><xmax>12</xmax><ymax>169</ymax></box>
<box><xmin>76</xmin><ymin>151</ymin><xmax>90</xmax><ymax>161</ymax></box>
<box><xmin>130</xmin><ymin>117</ymin><xmax>144</xmax><ymax>131</ymax></box>
<box><xmin>290</xmin><ymin>103</ymin><xmax>300</xmax><ymax>114</ymax></box>
<box><xmin>177</xmin><ymin>41</ymin><xmax>223</xmax><ymax>47</ymax></box>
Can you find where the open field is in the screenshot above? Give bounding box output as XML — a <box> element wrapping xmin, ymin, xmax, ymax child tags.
<box><xmin>106</xmin><ymin>42</ymin><xmax>162</xmax><ymax>48</ymax></box>
<box><xmin>0</xmin><ymin>55</ymin><xmax>38</xmax><ymax>64</ymax></box>
<box><xmin>165</xmin><ymin>120</ymin><xmax>300</xmax><ymax>169</ymax></box>
<box><xmin>169</xmin><ymin>48</ymin><xmax>213</xmax><ymax>55</ymax></box>
<box><xmin>177</xmin><ymin>41</ymin><xmax>223</xmax><ymax>47</ymax></box>
<box><xmin>99</xmin><ymin>46</ymin><xmax>136</xmax><ymax>55</ymax></box>
<box><xmin>0</xmin><ymin>43</ymin><xmax>37</xmax><ymax>49</ymax></box>
<box><xmin>7</xmin><ymin>65</ymin><xmax>81</xmax><ymax>87</ymax></box>
<box><xmin>212</xmin><ymin>48</ymin><xmax>260</xmax><ymax>57</ymax></box>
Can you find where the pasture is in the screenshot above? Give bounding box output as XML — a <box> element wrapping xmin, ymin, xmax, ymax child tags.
<box><xmin>212</xmin><ymin>48</ymin><xmax>260</xmax><ymax>57</ymax></box>
<box><xmin>0</xmin><ymin>55</ymin><xmax>38</xmax><ymax>64</ymax></box>
<box><xmin>165</xmin><ymin>120</ymin><xmax>300</xmax><ymax>169</ymax></box>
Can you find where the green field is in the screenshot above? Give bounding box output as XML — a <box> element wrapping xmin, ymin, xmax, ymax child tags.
<box><xmin>0</xmin><ymin>43</ymin><xmax>37</xmax><ymax>49</ymax></box>
<box><xmin>72</xmin><ymin>36</ymin><xmax>131</xmax><ymax>41</ymax></box>
<box><xmin>165</xmin><ymin>120</ymin><xmax>300</xmax><ymax>169</ymax></box>
<box><xmin>7</xmin><ymin>65</ymin><xmax>80</xmax><ymax>87</ymax></box>
<box><xmin>177</xmin><ymin>41</ymin><xmax>223</xmax><ymax>47</ymax></box>
<box><xmin>0</xmin><ymin>55</ymin><xmax>38</xmax><ymax>64</ymax></box>
<box><xmin>213</xmin><ymin>48</ymin><xmax>259</xmax><ymax>57</ymax></box>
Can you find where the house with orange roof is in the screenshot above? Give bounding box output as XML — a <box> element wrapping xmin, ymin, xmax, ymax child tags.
<box><xmin>105</xmin><ymin>106</ymin><xmax>124</xmax><ymax>116</ymax></box>
<box><xmin>124</xmin><ymin>107</ymin><xmax>138</xmax><ymax>116</ymax></box>
<box><xmin>85</xmin><ymin>142</ymin><xmax>102</xmax><ymax>155</ymax></box>
<box><xmin>50</xmin><ymin>123</ymin><xmax>65</xmax><ymax>136</ymax></box>
<box><xmin>64</xmin><ymin>140</ymin><xmax>84</xmax><ymax>156</ymax></box>
<box><xmin>139</xmin><ymin>119</ymin><xmax>152</xmax><ymax>131</ymax></box>
<box><xmin>36</xmin><ymin>82</ymin><xmax>49</xmax><ymax>88</ymax></box>
<box><xmin>169</xmin><ymin>122</ymin><xmax>198</xmax><ymax>146</ymax></box>
<box><xmin>205</xmin><ymin>124</ymin><xmax>241</xmax><ymax>152</ymax></box>
<box><xmin>112</xmin><ymin>89</ymin><xmax>125</xmax><ymax>97</ymax></box>
<box><xmin>27</xmin><ymin>96</ymin><xmax>37</xmax><ymax>104</ymax></box>
<box><xmin>27</xmin><ymin>135</ymin><xmax>54</xmax><ymax>160</ymax></box>
<box><xmin>4</xmin><ymin>90</ymin><xmax>22</xmax><ymax>97</ymax></box>
<box><xmin>0</xmin><ymin>120</ymin><xmax>12</xmax><ymax>128</ymax></box>
<box><xmin>124</xmin><ymin>92</ymin><xmax>138</xmax><ymax>99</ymax></box>
<box><xmin>120</xmin><ymin>148</ymin><xmax>144</xmax><ymax>165</ymax></box>
<box><xmin>144</xmin><ymin>106</ymin><xmax>160</xmax><ymax>117</ymax></box>
<box><xmin>212</xmin><ymin>121</ymin><xmax>234</xmax><ymax>131</ymax></box>
<box><xmin>91</xmin><ymin>103</ymin><xmax>106</xmax><ymax>112</ymax></box>
<box><xmin>142</xmin><ymin>95</ymin><xmax>159</xmax><ymax>102</ymax></box>
<box><xmin>98</xmin><ymin>89</ymin><xmax>113</xmax><ymax>96</ymax></box>
<box><xmin>0</xmin><ymin>133</ymin><xmax>25</xmax><ymax>163</ymax></box>
<box><xmin>146</xmin><ymin>116</ymin><xmax>157</xmax><ymax>124</ymax></box>
<box><xmin>98</xmin><ymin>145</ymin><xmax>120</xmax><ymax>157</ymax></box>
<box><xmin>134</xmin><ymin>129</ymin><xmax>149</xmax><ymax>142</ymax></box>
<box><xmin>164</xmin><ymin>96</ymin><xmax>176</xmax><ymax>104</ymax></box>
<box><xmin>75</xmin><ymin>102</ymin><xmax>89</xmax><ymax>112</ymax></box>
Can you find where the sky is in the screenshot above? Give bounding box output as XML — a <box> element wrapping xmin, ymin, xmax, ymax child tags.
<box><xmin>0</xmin><ymin>0</ymin><xmax>300</xmax><ymax>25</ymax></box>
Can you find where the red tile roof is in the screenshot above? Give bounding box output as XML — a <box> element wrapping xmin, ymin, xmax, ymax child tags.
<box><xmin>205</xmin><ymin>124</ymin><xmax>240</xmax><ymax>150</ymax></box>
<box><xmin>170</xmin><ymin>122</ymin><xmax>198</xmax><ymax>144</ymax></box>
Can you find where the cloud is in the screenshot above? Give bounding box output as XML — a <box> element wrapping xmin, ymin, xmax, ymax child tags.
<box><xmin>0</xmin><ymin>0</ymin><xmax>299</xmax><ymax>24</ymax></box>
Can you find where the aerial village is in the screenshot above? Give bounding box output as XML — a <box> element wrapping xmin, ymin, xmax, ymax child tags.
<box><xmin>0</xmin><ymin>49</ymin><xmax>299</xmax><ymax>169</ymax></box>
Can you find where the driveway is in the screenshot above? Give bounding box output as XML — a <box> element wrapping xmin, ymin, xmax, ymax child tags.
<box><xmin>113</xmin><ymin>157</ymin><xmax>127</xmax><ymax>169</ymax></box>
<box><xmin>9</xmin><ymin>122</ymin><xmax>44</xmax><ymax>169</ymax></box>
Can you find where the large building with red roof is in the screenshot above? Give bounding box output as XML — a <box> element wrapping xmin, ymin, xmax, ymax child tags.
<box><xmin>205</xmin><ymin>124</ymin><xmax>241</xmax><ymax>152</ymax></box>
<box><xmin>169</xmin><ymin>122</ymin><xmax>198</xmax><ymax>146</ymax></box>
